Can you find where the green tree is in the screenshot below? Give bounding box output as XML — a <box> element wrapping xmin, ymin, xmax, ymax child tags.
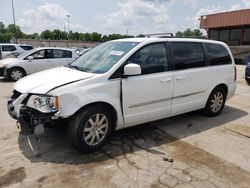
<box><xmin>175</xmin><ymin>31</ymin><xmax>183</xmax><ymax>37</ymax></box>
<box><xmin>0</xmin><ymin>32</ymin><xmax>13</xmax><ymax>43</ymax></box>
<box><xmin>91</xmin><ymin>32</ymin><xmax>102</xmax><ymax>42</ymax></box>
<box><xmin>101</xmin><ymin>35</ymin><xmax>109</xmax><ymax>42</ymax></box>
<box><xmin>71</xmin><ymin>32</ymin><xmax>80</xmax><ymax>40</ymax></box>
<box><xmin>84</xmin><ymin>33</ymin><xmax>91</xmax><ymax>41</ymax></box>
<box><xmin>175</xmin><ymin>28</ymin><xmax>204</xmax><ymax>38</ymax></box>
<box><xmin>193</xmin><ymin>29</ymin><xmax>203</xmax><ymax>37</ymax></box>
<box><xmin>78</xmin><ymin>33</ymin><xmax>85</xmax><ymax>41</ymax></box>
<box><xmin>0</xmin><ymin>21</ymin><xmax>5</xmax><ymax>32</ymax></box>
<box><xmin>137</xmin><ymin>34</ymin><xmax>146</xmax><ymax>37</ymax></box>
<box><xmin>7</xmin><ymin>24</ymin><xmax>25</xmax><ymax>38</ymax></box>
<box><xmin>40</xmin><ymin>30</ymin><xmax>52</xmax><ymax>39</ymax></box>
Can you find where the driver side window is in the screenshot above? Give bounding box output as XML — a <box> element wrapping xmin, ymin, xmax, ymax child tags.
<box><xmin>127</xmin><ymin>43</ymin><xmax>168</xmax><ymax>75</ymax></box>
<box><xmin>27</xmin><ymin>49</ymin><xmax>53</xmax><ymax>60</ymax></box>
<box><xmin>30</xmin><ymin>50</ymin><xmax>45</xmax><ymax>59</ymax></box>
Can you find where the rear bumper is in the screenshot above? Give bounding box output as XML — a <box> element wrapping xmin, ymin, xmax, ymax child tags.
<box><xmin>227</xmin><ymin>82</ymin><xmax>237</xmax><ymax>99</ymax></box>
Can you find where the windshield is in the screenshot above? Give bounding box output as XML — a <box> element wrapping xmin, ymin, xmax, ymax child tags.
<box><xmin>69</xmin><ymin>41</ymin><xmax>139</xmax><ymax>73</ymax></box>
<box><xmin>17</xmin><ymin>48</ymin><xmax>37</xmax><ymax>59</ymax></box>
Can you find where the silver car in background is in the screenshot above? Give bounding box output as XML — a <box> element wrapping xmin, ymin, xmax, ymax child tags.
<box><xmin>0</xmin><ymin>47</ymin><xmax>79</xmax><ymax>81</ymax></box>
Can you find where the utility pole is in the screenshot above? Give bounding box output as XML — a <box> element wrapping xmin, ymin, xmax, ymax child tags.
<box><xmin>67</xmin><ymin>15</ymin><xmax>70</xmax><ymax>37</ymax></box>
<box><xmin>67</xmin><ymin>14</ymin><xmax>70</xmax><ymax>47</ymax></box>
<box><xmin>11</xmin><ymin>0</ymin><xmax>17</xmax><ymax>43</ymax></box>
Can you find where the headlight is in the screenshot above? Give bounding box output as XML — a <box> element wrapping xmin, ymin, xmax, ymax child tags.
<box><xmin>247</xmin><ymin>62</ymin><xmax>250</xmax><ymax>67</ymax></box>
<box><xmin>27</xmin><ymin>95</ymin><xmax>59</xmax><ymax>113</ymax></box>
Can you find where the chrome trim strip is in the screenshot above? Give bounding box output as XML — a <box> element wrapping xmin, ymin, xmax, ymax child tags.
<box><xmin>173</xmin><ymin>91</ymin><xmax>205</xmax><ymax>100</ymax></box>
<box><xmin>129</xmin><ymin>98</ymin><xmax>171</xmax><ymax>108</ymax></box>
<box><xmin>128</xmin><ymin>91</ymin><xmax>205</xmax><ymax>108</ymax></box>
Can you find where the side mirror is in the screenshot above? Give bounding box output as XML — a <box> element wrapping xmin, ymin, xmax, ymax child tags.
<box><xmin>123</xmin><ymin>63</ymin><xmax>141</xmax><ymax>76</ymax></box>
<box><xmin>28</xmin><ymin>56</ymin><xmax>34</xmax><ymax>61</ymax></box>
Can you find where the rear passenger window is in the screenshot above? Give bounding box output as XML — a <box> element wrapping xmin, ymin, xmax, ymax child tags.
<box><xmin>128</xmin><ymin>43</ymin><xmax>168</xmax><ymax>75</ymax></box>
<box><xmin>2</xmin><ymin>45</ymin><xmax>16</xmax><ymax>52</ymax></box>
<box><xmin>65</xmin><ymin>50</ymin><xmax>72</xmax><ymax>58</ymax></box>
<box><xmin>207</xmin><ymin>43</ymin><xmax>231</xmax><ymax>65</ymax></box>
<box><xmin>53</xmin><ymin>50</ymin><xmax>65</xmax><ymax>58</ymax></box>
<box><xmin>20</xmin><ymin>45</ymin><xmax>33</xmax><ymax>51</ymax></box>
<box><xmin>171</xmin><ymin>42</ymin><xmax>205</xmax><ymax>70</ymax></box>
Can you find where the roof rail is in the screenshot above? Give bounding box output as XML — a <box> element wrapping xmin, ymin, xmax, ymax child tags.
<box><xmin>145</xmin><ymin>33</ymin><xmax>174</xmax><ymax>38</ymax></box>
<box><xmin>176</xmin><ymin>36</ymin><xmax>207</xmax><ymax>39</ymax></box>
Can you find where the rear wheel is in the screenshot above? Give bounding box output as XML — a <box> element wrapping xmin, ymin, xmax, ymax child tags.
<box><xmin>68</xmin><ymin>105</ymin><xmax>114</xmax><ymax>153</ymax></box>
<box><xmin>8</xmin><ymin>67</ymin><xmax>25</xmax><ymax>81</ymax></box>
<box><xmin>203</xmin><ymin>87</ymin><xmax>227</xmax><ymax>117</ymax></box>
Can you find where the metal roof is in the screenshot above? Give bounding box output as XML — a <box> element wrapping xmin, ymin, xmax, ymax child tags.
<box><xmin>200</xmin><ymin>9</ymin><xmax>250</xmax><ymax>29</ymax></box>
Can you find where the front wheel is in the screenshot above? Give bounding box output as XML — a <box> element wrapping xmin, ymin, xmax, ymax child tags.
<box><xmin>203</xmin><ymin>87</ymin><xmax>227</xmax><ymax>117</ymax></box>
<box><xmin>8</xmin><ymin>67</ymin><xmax>25</xmax><ymax>81</ymax></box>
<box><xmin>68</xmin><ymin>105</ymin><xmax>114</xmax><ymax>153</ymax></box>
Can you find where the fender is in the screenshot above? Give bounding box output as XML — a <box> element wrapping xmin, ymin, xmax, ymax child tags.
<box><xmin>48</xmin><ymin>79</ymin><xmax>125</xmax><ymax>129</ymax></box>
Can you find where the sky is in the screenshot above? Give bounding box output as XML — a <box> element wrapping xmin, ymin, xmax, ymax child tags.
<box><xmin>0</xmin><ymin>0</ymin><xmax>250</xmax><ymax>35</ymax></box>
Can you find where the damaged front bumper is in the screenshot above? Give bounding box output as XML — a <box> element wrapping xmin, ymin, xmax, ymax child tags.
<box><xmin>7</xmin><ymin>93</ymin><xmax>58</xmax><ymax>135</ymax></box>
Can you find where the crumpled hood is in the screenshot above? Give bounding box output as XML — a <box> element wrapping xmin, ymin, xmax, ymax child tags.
<box><xmin>0</xmin><ymin>58</ymin><xmax>21</xmax><ymax>67</ymax></box>
<box><xmin>14</xmin><ymin>66</ymin><xmax>94</xmax><ymax>94</ymax></box>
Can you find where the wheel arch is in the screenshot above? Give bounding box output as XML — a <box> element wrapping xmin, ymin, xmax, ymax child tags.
<box><xmin>7</xmin><ymin>66</ymin><xmax>27</xmax><ymax>76</ymax></box>
<box><xmin>203</xmin><ymin>83</ymin><xmax>228</xmax><ymax>116</ymax></box>
<box><xmin>204</xmin><ymin>83</ymin><xmax>229</xmax><ymax>107</ymax></box>
<box><xmin>72</xmin><ymin>101</ymin><xmax>118</xmax><ymax>129</ymax></box>
<box><xmin>214</xmin><ymin>83</ymin><xmax>228</xmax><ymax>97</ymax></box>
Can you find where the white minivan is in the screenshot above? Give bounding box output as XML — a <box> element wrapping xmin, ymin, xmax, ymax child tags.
<box><xmin>7</xmin><ymin>37</ymin><xmax>237</xmax><ymax>153</ymax></box>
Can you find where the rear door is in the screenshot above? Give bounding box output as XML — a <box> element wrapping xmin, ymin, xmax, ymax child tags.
<box><xmin>170</xmin><ymin>42</ymin><xmax>211</xmax><ymax>114</ymax></box>
<box><xmin>49</xmin><ymin>49</ymin><xmax>74</xmax><ymax>68</ymax></box>
<box><xmin>24</xmin><ymin>49</ymin><xmax>53</xmax><ymax>74</ymax></box>
<box><xmin>122</xmin><ymin>43</ymin><xmax>174</xmax><ymax>126</ymax></box>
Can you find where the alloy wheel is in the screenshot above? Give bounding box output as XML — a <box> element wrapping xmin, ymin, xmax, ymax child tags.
<box><xmin>83</xmin><ymin>113</ymin><xmax>109</xmax><ymax>146</ymax></box>
<box><xmin>210</xmin><ymin>92</ymin><xmax>224</xmax><ymax>113</ymax></box>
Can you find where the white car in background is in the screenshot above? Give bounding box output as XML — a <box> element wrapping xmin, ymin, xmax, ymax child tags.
<box><xmin>0</xmin><ymin>47</ymin><xmax>79</xmax><ymax>81</ymax></box>
<box><xmin>0</xmin><ymin>43</ymin><xmax>34</xmax><ymax>59</ymax></box>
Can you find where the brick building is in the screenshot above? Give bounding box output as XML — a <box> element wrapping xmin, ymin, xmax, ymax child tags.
<box><xmin>200</xmin><ymin>9</ymin><xmax>250</xmax><ymax>63</ymax></box>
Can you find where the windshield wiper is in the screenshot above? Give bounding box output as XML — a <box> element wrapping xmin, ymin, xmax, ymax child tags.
<box><xmin>67</xmin><ymin>64</ymin><xmax>80</xmax><ymax>70</ymax></box>
<box><xmin>67</xmin><ymin>64</ymin><xmax>90</xmax><ymax>72</ymax></box>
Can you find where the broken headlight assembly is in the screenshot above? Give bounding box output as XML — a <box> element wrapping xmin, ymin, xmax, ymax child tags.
<box><xmin>26</xmin><ymin>95</ymin><xmax>59</xmax><ymax>113</ymax></box>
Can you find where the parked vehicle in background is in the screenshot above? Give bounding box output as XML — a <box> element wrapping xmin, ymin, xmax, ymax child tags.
<box><xmin>0</xmin><ymin>47</ymin><xmax>79</xmax><ymax>81</ymax></box>
<box><xmin>7</xmin><ymin>37</ymin><xmax>236</xmax><ymax>153</ymax></box>
<box><xmin>73</xmin><ymin>47</ymin><xmax>92</xmax><ymax>56</ymax></box>
<box><xmin>245</xmin><ymin>55</ymin><xmax>250</xmax><ymax>85</ymax></box>
<box><xmin>0</xmin><ymin>43</ymin><xmax>34</xmax><ymax>59</ymax></box>
<box><xmin>79</xmin><ymin>48</ymin><xmax>91</xmax><ymax>56</ymax></box>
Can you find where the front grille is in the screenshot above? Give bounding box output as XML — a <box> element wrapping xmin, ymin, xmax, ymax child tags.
<box><xmin>11</xmin><ymin>90</ymin><xmax>22</xmax><ymax>100</ymax></box>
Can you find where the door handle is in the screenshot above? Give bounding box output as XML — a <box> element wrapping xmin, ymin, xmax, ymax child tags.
<box><xmin>160</xmin><ymin>78</ymin><xmax>172</xmax><ymax>83</ymax></box>
<box><xmin>176</xmin><ymin>76</ymin><xmax>186</xmax><ymax>80</ymax></box>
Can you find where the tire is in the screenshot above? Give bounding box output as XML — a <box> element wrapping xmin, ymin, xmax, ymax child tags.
<box><xmin>203</xmin><ymin>87</ymin><xmax>227</xmax><ymax>117</ymax></box>
<box><xmin>8</xmin><ymin>67</ymin><xmax>25</xmax><ymax>81</ymax></box>
<box><xmin>245</xmin><ymin>77</ymin><xmax>250</xmax><ymax>85</ymax></box>
<box><xmin>68</xmin><ymin>105</ymin><xmax>114</xmax><ymax>153</ymax></box>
